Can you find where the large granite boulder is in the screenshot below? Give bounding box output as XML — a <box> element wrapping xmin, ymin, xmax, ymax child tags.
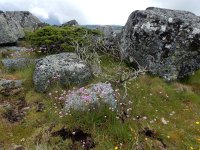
<box><xmin>33</xmin><ymin>53</ymin><xmax>92</xmax><ymax>92</ymax></box>
<box><xmin>64</xmin><ymin>82</ymin><xmax>117</xmax><ymax>111</ymax></box>
<box><xmin>6</xmin><ymin>11</ymin><xmax>42</xmax><ymax>31</ymax></box>
<box><xmin>120</xmin><ymin>7</ymin><xmax>200</xmax><ymax>80</ymax></box>
<box><xmin>0</xmin><ymin>10</ymin><xmax>42</xmax><ymax>44</ymax></box>
<box><xmin>0</xmin><ymin>11</ymin><xmax>24</xmax><ymax>44</ymax></box>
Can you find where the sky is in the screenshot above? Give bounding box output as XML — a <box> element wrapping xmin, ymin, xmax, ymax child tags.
<box><xmin>0</xmin><ymin>0</ymin><xmax>199</xmax><ymax>25</ymax></box>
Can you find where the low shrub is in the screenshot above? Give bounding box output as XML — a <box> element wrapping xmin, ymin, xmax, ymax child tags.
<box><xmin>26</xmin><ymin>26</ymin><xmax>102</xmax><ymax>54</ymax></box>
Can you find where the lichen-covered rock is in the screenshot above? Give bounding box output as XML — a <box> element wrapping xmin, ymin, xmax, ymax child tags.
<box><xmin>0</xmin><ymin>79</ymin><xmax>22</xmax><ymax>95</ymax></box>
<box><xmin>64</xmin><ymin>82</ymin><xmax>117</xmax><ymax>111</ymax></box>
<box><xmin>0</xmin><ymin>10</ymin><xmax>42</xmax><ymax>44</ymax></box>
<box><xmin>6</xmin><ymin>11</ymin><xmax>42</xmax><ymax>31</ymax></box>
<box><xmin>120</xmin><ymin>7</ymin><xmax>200</xmax><ymax>80</ymax></box>
<box><xmin>33</xmin><ymin>53</ymin><xmax>92</xmax><ymax>92</ymax></box>
<box><xmin>1</xmin><ymin>58</ymin><xmax>34</xmax><ymax>70</ymax></box>
<box><xmin>0</xmin><ymin>11</ymin><xmax>24</xmax><ymax>44</ymax></box>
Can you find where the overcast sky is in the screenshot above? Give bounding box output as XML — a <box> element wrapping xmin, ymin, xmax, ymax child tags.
<box><xmin>0</xmin><ymin>0</ymin><xmax>199</xmax><ymax>25</ymax></box>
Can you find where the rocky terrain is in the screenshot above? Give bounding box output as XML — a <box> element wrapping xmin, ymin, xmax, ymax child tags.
<box><xmin>0</xmin><ymin>7</ymin><xmax>200</xmax><ymax>150</ymax></box>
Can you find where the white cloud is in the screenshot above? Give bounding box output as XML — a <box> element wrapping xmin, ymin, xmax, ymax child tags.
<box><xmin>0</xmin><ymin>0</ymin><xmax>87</xmax><ymax>24</ymax></box>
<box><xmin>0</xmin><ymin>0</ymin><xmax>199</xmax><ymax>25</ymax></box>
<box><xmin>30</xmin><ymin>7</ymin><xmax>49</xmax><ymax>19</ymax></box>
<box><xmin>152</xmin><ymin>0</ymin><xmax>200</xmax><ymax>15</ymax></box>
<box><xmin>71</xmin><ymin>0</ymin><xmax>156</xmax><ymax>25</ymax></box>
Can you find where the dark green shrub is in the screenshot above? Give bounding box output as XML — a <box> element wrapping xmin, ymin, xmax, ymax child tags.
<box><xmin>26</xmin><ymin>26</ymin><xmax>102</xmax><ymax>54</ymax></box>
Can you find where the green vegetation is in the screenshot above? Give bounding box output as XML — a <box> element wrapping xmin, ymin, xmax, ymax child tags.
<box><xmin>0</xmin><ymin>26</ymin><xmax>200</xmax><ymax>149</ymax></box>
<box><xmin>1</xmin><ymin>53</ymin><xmax>200</xmax><ymax>149</ymax></box>
<box><xmin>26</xmin><ymin>26</ymin><xmax>102</xmax><ymax>54</ymax></box>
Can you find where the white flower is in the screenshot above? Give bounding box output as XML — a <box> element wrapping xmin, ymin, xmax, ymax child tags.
<box><xmin>161</xmin><ymin>117</ymin><xmax>169</xmax><ymax>124</ymax></box>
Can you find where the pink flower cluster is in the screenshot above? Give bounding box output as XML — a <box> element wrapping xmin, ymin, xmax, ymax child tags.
<box><xmin>63</xmin><ymin>82</ymin><xmax>117</xmax><ymax>111</ymax></box>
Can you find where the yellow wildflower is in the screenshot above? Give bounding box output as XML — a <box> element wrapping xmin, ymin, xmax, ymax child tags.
<box><xmin>196</xmin><ymin>121</ymin><xmax>200</xmax><ymax>125</ymax></box>
<box><xmin>114</xmin><ymin>146</ymin><xmax>118</xmax><ymax>150</ymax></box>
<box><xmin>167</xmin><ymin>136</ymin><xmax>170</xmax><ymax>139</ymax></box>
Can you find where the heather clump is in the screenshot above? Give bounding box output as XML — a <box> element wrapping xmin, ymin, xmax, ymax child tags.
<box><xmin>62</xmin><ymin>82</ymin><xmax>117</xmax><ymax>111</ymax></box>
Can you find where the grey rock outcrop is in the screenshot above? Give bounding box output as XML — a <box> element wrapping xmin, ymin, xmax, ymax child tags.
<box><xmin>62</xmin><ymin>19</ymin><xmax>79</xmax><ymax>26</ymax></box>
<box><xmin>0</xmin><ymin>11</ymin><xmax>24</xmax><ymax>44</ymax></box>
<box><xmin>33</xmin><ymin>53</ymin><xmax>92</xmax><ymax>92</ymax></box>
<box><xmin>0</xmin><ymin>79</ymin><xmax>22</xmax><ymax>92</ymax></box>
<box><xmin>2</xmin><ymin>58</ymin><xmax>34</xmax><ymax>70</ymax></box>
<box><xmin>65</xmin><ymin>82</ymin><xmax>116</xmax><ymax>111</ymax></box>
<box><xmin>0</xmin><ymin>11</ymin><xmax>42</xmax><ymax>44</ymax></box>
<box><xmin>120</xmin><ymin>7</ymin><xmax>200</xmax><ymax>80</ymax></box>
<box><xmin>6</xmin><ymin>11</ymin><xmax>42</xmax><ymax>31</ymax></box>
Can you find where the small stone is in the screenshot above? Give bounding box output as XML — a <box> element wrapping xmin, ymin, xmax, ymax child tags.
<box><xmin>9</xmin><ymin>144</ymin><xmax>25</xmax><ymax>150</ymax></box>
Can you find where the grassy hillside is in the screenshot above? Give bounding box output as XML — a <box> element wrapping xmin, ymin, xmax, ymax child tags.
<box><xmin>0</xmin><ymin>26</ymin><xmax>200</xmax><ymax>150</ymax></box>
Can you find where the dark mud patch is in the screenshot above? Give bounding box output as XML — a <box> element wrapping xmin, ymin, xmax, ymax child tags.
<box><xmin>2</xmin><ymin>97</ymin><xmax>28</xmax><ymax>123</ymax></box>
<box><xmin>51</xmin><ymin>127</ymin><xmax>95</xmax><ymax>150</ymax></box>
<box><xmin>36</xmin><ymin>102</ymin><xmax>45</xmax><ymax>112</ymax></box>
<box><xmin>139</xmin><ymin>127</ymin><xmax>167</xmax><ymax>149</ymax></box>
